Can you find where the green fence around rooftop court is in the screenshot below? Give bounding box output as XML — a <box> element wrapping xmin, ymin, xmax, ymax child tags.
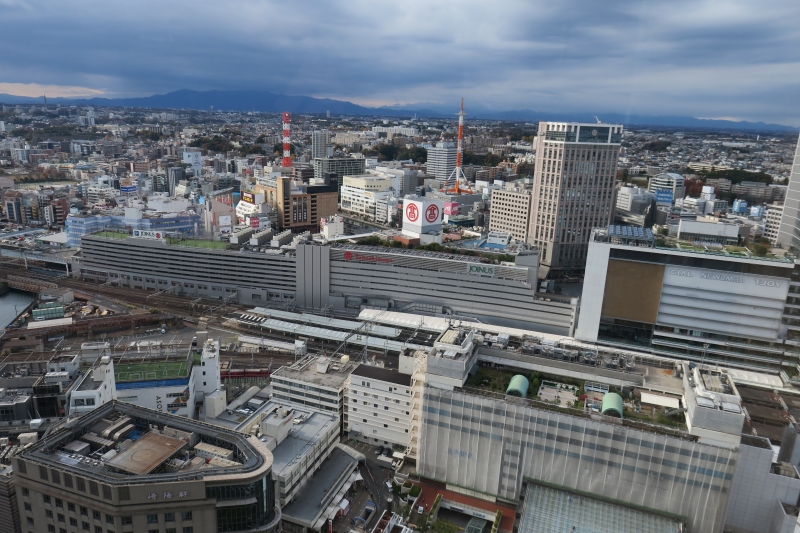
<box><xmin>114</xmin><ymin>360</ymin><xmax>190</xmax><ymax>382</ymax></box>
<box><xmin>94</xmin><ymin>230</ymin><xmax>131</xmax><ymax>240</ymax></box>
<box><xmin>164</xmin><ymin>236</ymin><xmax>231</xmax><ymax>250</ymax></box>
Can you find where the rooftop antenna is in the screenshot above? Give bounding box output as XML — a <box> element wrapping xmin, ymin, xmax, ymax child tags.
<box><xmin>282</xmin><ymin>112</ymin><xmax>293</xmax><ymax>168</ymax></box>
<box><xmin>441</xmin><ymin>98</ymin><xmax>474</xmax><ymax>195</ymax></box>
<box><xmin>594</xmin><ymin>116</ymin><xmax>602</xmax><ymax>124</ymax></box>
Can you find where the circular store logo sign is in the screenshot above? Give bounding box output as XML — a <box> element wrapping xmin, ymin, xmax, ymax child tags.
<box><xmin>406</xmin><ymin>203</ymin><xmax>419</xmax><ymax>222</ymax></box>
<box><xmin>344</xmin><ymin>251</ymin><xmax>353</xmax><ymax>260</ymax></box>
<box><xmin>425</xmin><ymin>204</ymin><xmax>440</xmax><ymax>223</ymax></box>
<box><xmin>591</xmin><ymin>129</ymin><xmax>598</xmax><ymax>136</ymax></box>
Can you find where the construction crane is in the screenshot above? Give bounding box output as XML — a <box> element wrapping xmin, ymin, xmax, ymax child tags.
<box><xmin>440</xmin><ymin>98</ymin><xmax>475</xmax><ymax>195</ymax></box>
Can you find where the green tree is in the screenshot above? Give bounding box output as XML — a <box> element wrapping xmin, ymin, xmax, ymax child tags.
<box><xmin>244</xmin><ymin>144</ymin><xmax>265</xmax><ymax>155</ymax></box>
<box><xmin>273</xmin><ymin>143</ymin><xmax>295</xmax><ymax>156</ymax></box>
<box><xmin>701</xmin><ymin>168</ymin><xmax>774</xmax><ymax>185</ymax></box>
<box><xmin>430</xmin><ymin>520</ymin><xmax>458</xmax><ymax>533</ymax></box>
<box><xmin>190</xmin><ymin>136</ymin><xmax>234</xmax><ymax>152</ymax></box>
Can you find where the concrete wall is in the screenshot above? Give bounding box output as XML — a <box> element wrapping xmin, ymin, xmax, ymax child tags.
<box><xmin>726</xmin><ymin>440</ymin><xmax>800</xmax><ymax>533</ymax></box>
<box><xmin>295</xmin><ymin>245</ymin><xmax>330</xmax><ymax>309</ymax></box>
<box><xmin>418</xmin><ymin>387</ymin><xmax>737</xmax><ymax>533</ymax></box>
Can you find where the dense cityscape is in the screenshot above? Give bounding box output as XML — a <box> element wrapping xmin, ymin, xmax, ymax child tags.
<box><xmin>1</xmin><ymin>0</ymin><xmax>799</xmax><ymax>531</ymax></box>
<box><xmin>0</xmin><ymin>99</ymin><xmax>798</xmax><ymax>533</ymax></box>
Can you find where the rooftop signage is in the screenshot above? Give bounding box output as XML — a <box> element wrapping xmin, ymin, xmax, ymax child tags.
<box><xmin>132</xmin><ymin>230</ymin><xmax>164</xmax><ymax>240</ymax></box>
<box><xmin>343</xmin><ymin>250</ymin><xmax>394</xmax><ymax>264</ymax></box>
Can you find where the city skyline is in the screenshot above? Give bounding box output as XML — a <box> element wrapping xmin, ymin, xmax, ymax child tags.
<box><xmin>1</xmin><ymin>0</ymin><xmax>799</xmax><ymax>125</ymax></box>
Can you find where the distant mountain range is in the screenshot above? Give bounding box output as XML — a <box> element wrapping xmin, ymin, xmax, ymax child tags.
<box><xmin>1</xmin><ymin>88</ymin><xmax>796</xmax><ymax>131</ymax></box>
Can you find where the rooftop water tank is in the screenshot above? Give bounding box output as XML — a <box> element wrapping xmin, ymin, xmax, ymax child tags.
<box><xmin>601</xmin><ymin>392</ymin><xmax>624</xmax><ymax>418</ymax></box>
<box><xmin>505</xmin><ymin>375</ymin><xmax>529</xmax><ymax>398</ymax></box>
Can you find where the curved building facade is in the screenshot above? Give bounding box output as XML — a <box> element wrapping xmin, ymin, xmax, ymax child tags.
<box><xmin>13</xmin><ymin>401</ymin><xmax>280</xmax><ymax>533</ymax></box>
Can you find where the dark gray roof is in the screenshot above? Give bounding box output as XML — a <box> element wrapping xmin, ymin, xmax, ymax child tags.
<box><xmin>351</xmin><ymin>364</ymin><xmax>411</xmax><ymax>387</ymax></box>
<box><xmin>281</xmin><ymin>447</ymin><xmax>358</xmax><ymax>525</ymax></box>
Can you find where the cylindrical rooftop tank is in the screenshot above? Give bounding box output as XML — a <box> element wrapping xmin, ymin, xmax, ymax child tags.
<box><xmin>505</xmin><ymin>375</ymin><xmax>529</xmax><ymax>398</ymax></box>
<box><xmin>601</xmin><ymin>392</ymin><xmax>624</xmax><ymax>418</ymax></box>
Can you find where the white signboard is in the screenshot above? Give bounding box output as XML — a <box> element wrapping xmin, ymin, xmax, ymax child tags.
<box><xmin>218</xmin><ymin>215</ymin><xmax>232</xmax><ymax>227</ymax></box>
<box><xmin>132</xmin><ymin>230</ymin><xmax>166</xmax><ymax>240</ymax></box>
<box><xmin>403</xmin><ymin>198</ymin><xmax>443</xmax><ymax>234</ymax></box>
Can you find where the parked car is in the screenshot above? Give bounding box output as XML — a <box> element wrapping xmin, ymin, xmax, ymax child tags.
<box><xmin>418</xmin><ymin>506</ymin><xmax>424</xmax><ymax>514</ymax></box>
<box><xmin>375</xmin><ymin>446</ymin><xmax>384</xmax><ymax>455</ymax></box>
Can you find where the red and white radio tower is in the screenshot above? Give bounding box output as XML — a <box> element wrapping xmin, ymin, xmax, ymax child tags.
<box><xmin>441</xmin><ymin>98</ymin><xmax>473</xmax><ymax>194</ymax></box>
<box><xmin>281</xmin><ymin>112</ymin><xmax>293</xmax><ymax>168</ymax></box>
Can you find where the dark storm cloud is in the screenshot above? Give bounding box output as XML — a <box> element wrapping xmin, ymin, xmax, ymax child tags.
<box><xmin>1</xmin><ymin>0</ymin><xmax>798</xmax><ymax>124</ymax></box>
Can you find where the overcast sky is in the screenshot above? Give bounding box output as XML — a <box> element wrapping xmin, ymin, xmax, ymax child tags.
<box><xmin>1</xmin><ymin>0</ymin><xmax>799</xmax><ymax>124</ymax></box>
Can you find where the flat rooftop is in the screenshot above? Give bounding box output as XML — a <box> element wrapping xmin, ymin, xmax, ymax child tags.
<box><xmin>517</xmin><ymin>482</ymin><xmax>683</xmax><ymax>533</ymax></box>
<box><xmin>280</xmin><ymin>447</ymin><xmax>358</xmax><ymax>526</ymax></box>
<box><xmin>271</xmin><ymin>354</ymin><xmax>354</xmax><ymax>390</ymax></box>
<box><xmin>113</xmin><ymin>354</ymin><xmax>191</xmax><ymax>383</ymax></box>
<box><xmin>351</xmin><ymin>364</ymin><xmax>411</xmax><ymax>387</ymax></box>
<box><xmin>18</xmin><ymin>401</ymin><xmax>267</xmax><ymax>485</ymax></box>
<box><xmin>591</xmin><ymin>225</ymin><xmax>793</xmax><ymax>264</ymax></box>
<box><xmin>106</xmin><ymin>432</ymin><xmax>186</xmax><ymax>475</ymax></box>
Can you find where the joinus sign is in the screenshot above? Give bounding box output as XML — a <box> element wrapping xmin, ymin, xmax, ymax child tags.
<box><xmin>467</xmin><ymin>264</ymin><xmax>495</xmax><ymax>278</ymax></box>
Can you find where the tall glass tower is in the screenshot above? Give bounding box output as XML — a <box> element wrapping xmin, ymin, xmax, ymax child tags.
<box><xmin>776</xmin><ymin>134</ymin><xmax>800</xmax><ymax>253</ymax></box>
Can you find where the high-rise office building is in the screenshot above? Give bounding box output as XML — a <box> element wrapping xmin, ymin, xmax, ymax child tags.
<box><xmin>776</xmin><ymin>134</ymin><xmax>800</xmax><ymax>252</ymax></box>
<box><xmin>312</xmin><ymin>157</ymin><xmax>366</xmax><ymax>189</ymax></box>
<box><xmin>311</xmin><ymin>130</ymin><xmax>332</xmax><ymax>160</ymax></box>
<box><xmin>426</xmin><ymin>142</ymin><xmax>457</xmax><ymax>182</ymax></box>
<box><xmin>527</xmin><ymin>122</ymin><xmax>623</xmax><ymax>272</ymax></box>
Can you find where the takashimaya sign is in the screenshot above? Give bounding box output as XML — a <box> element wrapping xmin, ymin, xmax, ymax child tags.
<box><xmin>343</xmin><ymin>250</ymin><xmax>394</xmax><ymax>264</ymax></box>
<box><xmin>405</xmin><ymin>203</ymin><xmax>419</xmax><ymax>222</ymax></box>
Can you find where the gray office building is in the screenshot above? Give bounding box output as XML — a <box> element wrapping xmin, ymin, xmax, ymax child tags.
<box><xmin>311</xmin><ymin>131</ymin><xmax>333</xmax><ymax>160</ymax></box>
<box><xmin>312</xmin><ymin>157</ymin><xmax>366</xmax><ymax>184</ymax></box>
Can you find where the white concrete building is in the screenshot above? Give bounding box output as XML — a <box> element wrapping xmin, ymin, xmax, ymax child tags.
<box><xmin>765</xmin><ymin>204</ymin><xmax>784</xmax><ymax>246</ymax></box>
<box><xmin>69</xmin><ymin>356</ymin><xmax>115</xmax><ymax>415</ymax></box>
<box><xmin>339</xmin><ymin>174</ymin><xmax>395</xmax><ymax>220</ymax></box>
<box><xmin>271</xmin><ymin>355</ymin><xmax>354</xmax><ymax>420</ymax></box>
<box><xmin>346</xmin><ymin>364</ymin><xmax>412</xmax><ymax>448</ymax></box>
<box><xmin>616</xmin><ymin>186</ymin><xmax>654</xmax><ymax>212</ymax></box>
<box><xmin>677</xmin><ymin>219</ymin><xmax>739</xmax><ymax>244</ymax></box>
<box><xmin>648</xmin><ymin>172</ymin><xmax>687</xmax><ymax>201</ymax></box>
<box><xmin>426</xmin><ymin>142</ymin><xmax>457</xmax><ymax>181</ymax></box>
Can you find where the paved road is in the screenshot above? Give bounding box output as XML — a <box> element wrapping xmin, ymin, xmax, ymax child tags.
<box><xmin>349</xmin><ymin>440</ymin><xmax>397</xmax><ymax>508</ymax></box>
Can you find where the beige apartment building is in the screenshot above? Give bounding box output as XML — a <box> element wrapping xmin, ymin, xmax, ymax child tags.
<box><xmin>488</xmin><ymin>187</ymin><xmax>532</xmax><ymax>242</ymax></box>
